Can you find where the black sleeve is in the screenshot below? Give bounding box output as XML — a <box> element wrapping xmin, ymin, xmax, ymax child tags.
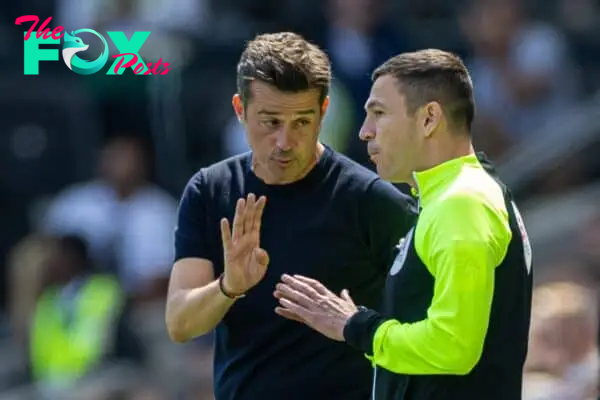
<box><xmin>361</xmin><ymin>179</ymin><xmax>417</xmax><ymax>272</ymax></box>
<box><xmin>174</xmin><ymin>170</ymin><xmax>211</xmax><ymax>262</ymax></box>
<box><xmin>343</xmin><ymin>308</ymin><xmax>387</xmax><ymax>355</ymax></box>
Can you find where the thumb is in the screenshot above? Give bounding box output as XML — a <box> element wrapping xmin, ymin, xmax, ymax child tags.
<box><xmin>340</xmin><ymin>289</ymin><xmax>354</xmax><ymax>304</ymax></box>
<box><xmin>253</xmin><ymin>248</ymin><xmax>270</xmax><ymax>266</ymax></box>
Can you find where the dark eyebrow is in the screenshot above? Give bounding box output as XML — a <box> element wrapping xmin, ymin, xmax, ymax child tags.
<box><xmin>257</xmin><ymin>109</ymin><xmax>317</xmax><ymax>116</ymax></box>
<box><xmin>364</xmin><ymin>99</ymin><xmax>385</xmax><ymax>111</ymax></box>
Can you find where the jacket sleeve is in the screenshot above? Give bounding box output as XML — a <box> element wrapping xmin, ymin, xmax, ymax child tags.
<box><xmin>344</xmin><ymin>192</ymin><xmax>511</xmax><ymax>375</ymax></box>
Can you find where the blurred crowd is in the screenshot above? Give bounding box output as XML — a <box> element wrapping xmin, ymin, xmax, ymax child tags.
<box><xmin>1</xmin><ymin>0</ymin><xmax>600</xmax><ymax>398</ymax></box>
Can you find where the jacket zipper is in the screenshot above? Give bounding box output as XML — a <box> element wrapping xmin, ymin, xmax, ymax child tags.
<box><xmin>371</xmin><ymin>366</ymin><xmax>377</xmax><ymax>400</ymax></box>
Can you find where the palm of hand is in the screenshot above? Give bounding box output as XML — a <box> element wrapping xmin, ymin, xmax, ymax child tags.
<box><xmin>224</xmin><ymin>230</ymin><xmax>267</xmax><ymax>292</ymax></box>
<box><xmin>220</xmin><ymin>194</ymin><xmax>269</xmax><ymax>294</ymax></box>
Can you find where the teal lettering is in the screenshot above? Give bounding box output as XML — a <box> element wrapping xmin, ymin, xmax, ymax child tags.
<box><xmin>23</xmin><ymin>32</ymin><xmax>59</xmax><ymax>75</ymax></box>
<box><xmin>106</xmin><ymin>32</ymin><xmax>150</xmax><ymax>75</ymax></box>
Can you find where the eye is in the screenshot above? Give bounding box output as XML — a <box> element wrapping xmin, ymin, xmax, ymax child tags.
<box><xmin>293</xmin><ymin>119</ymin><xmax>311</xmax><ymax>128</ymax></box>
<box><xmin>373</xmin><ymin>110</ymin><xmax>384</xmax><ymax>117</ymax></box>
<box><xmin>262</xmin><ymin>119</ymin><xmax>280</xmax><ymax>129</ymax></box>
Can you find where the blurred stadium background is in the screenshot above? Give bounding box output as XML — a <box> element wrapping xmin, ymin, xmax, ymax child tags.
<box><xmin>1</xmin><ymin>0</ymin><xmax>599</xmax><ymax>398</ymax></box>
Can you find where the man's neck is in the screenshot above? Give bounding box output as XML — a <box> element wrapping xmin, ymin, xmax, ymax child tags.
<box><xmin>424</xmin><ymin>137</ymin><xmax>474</xmax><ymax>172</ymax></box>
<box><xmin>407</xmin><ymin>137</ymin><xmax>474</xmax><ymax>188</ymax></box>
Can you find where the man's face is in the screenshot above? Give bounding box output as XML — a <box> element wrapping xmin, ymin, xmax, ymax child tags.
<box><xmin>359</xmin><ymin>74</ymin><xmax>421</xmax><ymax>183</ymax></box>
<box><xmin>233</xmin><ymin>81</ymin><xmax>328</xmax><ymax>184</ymax></box>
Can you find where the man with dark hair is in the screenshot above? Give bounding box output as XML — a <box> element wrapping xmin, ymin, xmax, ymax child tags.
<box><xmin>370</xmin><ymin>49</ymin><xmax>475</xmax><ymax>132</ymax></box>
<box><xmin>275</xmin><ymin>49</ymin><xmax>533</xmax><ymax>399</ymax></box>
<box><xmin>165</xmin><ymin>32</ymin><xmax>416</xmax><ymax>400</ymax></box>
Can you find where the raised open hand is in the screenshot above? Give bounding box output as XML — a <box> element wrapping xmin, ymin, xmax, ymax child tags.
<box><xmin>220</xmin><ymin>193</ymin><xmax>269</xmax><ymax>295</ymax></box>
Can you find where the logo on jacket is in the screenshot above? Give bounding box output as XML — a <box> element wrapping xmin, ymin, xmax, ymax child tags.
<box><xmin>390</xmin><ymin>227</ymin><xmax>414</xmax><ymax>276</ymax></box>
<box><xmin>511</xmin><ymin>201</ymin><xmax>533</xmax><ymax>274</ymax></box>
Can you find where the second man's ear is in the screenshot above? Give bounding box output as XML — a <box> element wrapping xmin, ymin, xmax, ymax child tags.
<box><xmin>422</xmin><ymin>101</ymin><xmax>443</xmax><ymax>138</ymax></box>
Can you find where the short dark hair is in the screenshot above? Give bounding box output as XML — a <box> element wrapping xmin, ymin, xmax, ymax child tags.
<box><xmin>236</xmin><ymin>32</ymin><xmax>331</xmax><ymax>107</ymax></box>
<box><xmin>372</xmin><ymin>49</ymin><xmax>475</xmax><ymax>132</ymax></box>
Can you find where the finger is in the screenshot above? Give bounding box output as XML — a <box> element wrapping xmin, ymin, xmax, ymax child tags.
<box><xmin>273</xmin><ymin>289</ymin><xmax>294</xmax><ymax>301</ymax></box>
<box><xmin>282</xmin><ymin>274</ymin><xmax>323</xmax><ymax>298</ymax></box>
<box><xmin>275</xmin><ymin>307</ymin><xmax>305</xmax><ymax>323</ymax></box>
<box><xmin>220</xmin><ymin>218</ymin><xmax>232</xmax><ymax>250</ymax></box>
<box><xmin>232</xmin><ymin>198</ymin><xmax>246</xmax><ymax>241</ymax></box>
<box><xmin>290</xmin><ymin>275</ymin><xmax>330</xmax><ymax>295</ymax></box>
<box><xmin>276</xmin><ymin>283</ymin><xmax>316</xmax><ymax>309</ymax></box>
<box><xmin>278</xmin><ymin>297</ymin><xmax>312</xmax><ymax>321</ymax></box>
<box><xmin>340</xmin><ymin>289</ymin><xmax>355</xmax><ymax>305</ymax></box>
<box><xmin>243</xmin><ymin>193</ymin><xmax>256</xmax><ymax>234</ymax></box>
<box><xmin>252</xmin><ymin>196</ymin><xmax>267</xmax><ymax>233</ymax></box>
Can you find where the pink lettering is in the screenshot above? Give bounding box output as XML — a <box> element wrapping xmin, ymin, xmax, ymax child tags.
<box><xmin>133</xmin><ymin>62</ymin><xmax>145</xmax><ymax>75</ymax></box>
<box><xmin>15</xmin><ymin>15</ymin><xmax>64</xmax><ymax>41</ymax></box>
<box><xmin>51</xmin><ymin>26</ymin><xmax>63</xmax><ymax>40</ymax></box>
<box><xmin>35</xmin><ymin>17</ymin><xmax>52</xmax><ymax>39</ymax></box>
<box><xmin>143</xmin><ymin>62</ymin><xmax>153</xmax><ymax>75</ymax></box>
<box><xmin>151</xmin><ymin>58</ymin><xmax>172</xmax><ymax>75</ymax></box>
<box><xmin>152</xmin><ymin>58</ymin><xmax>166</xmax><ymax>75</ymax></box>
<box><xmin>112</xmin><ymin>53</ymin><xmax>139</xmax><ymax>74</ymax></box>
<box><xmin>161</xmin><ymin>63</ymin><xmax>172</xmax><ymax>75</ymax></box>
<box><xmin>15</xmin><ymin>15</ymin><xmax>39</xmax><ymax>41</ymax></box>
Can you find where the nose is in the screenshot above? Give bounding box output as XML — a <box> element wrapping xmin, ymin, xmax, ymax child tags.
<box><xmin>276</xmin><ymin>127</ymin><xmax>294</xmax><ymax>152</ymax></box>
<box><xmin>359</xmin><ymin>120</ymin><xmax>375</xmax><ymax>142</ymax></box>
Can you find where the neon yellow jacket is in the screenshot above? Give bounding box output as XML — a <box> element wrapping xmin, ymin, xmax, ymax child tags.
<box><xmin>30</xmin><ymin>274</ymin><xmax>123</xmax><ymax>385</ymax></box>
<box><xmin>344</xmin><ymin>153</ymin><xmax>533</xmax><ymax>399</ymax></box>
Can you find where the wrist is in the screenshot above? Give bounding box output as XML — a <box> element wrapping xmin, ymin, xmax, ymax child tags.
<box><xmin>218</xmin><ymin>273</ymin><xmax>246</xmax><ymax>300</ymax></box>
<box><xmin>343</xmin><ymin>306</ymin><xmax>386</xmax><ymax>355</ymax></box>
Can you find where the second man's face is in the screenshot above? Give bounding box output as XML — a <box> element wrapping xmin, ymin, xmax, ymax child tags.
<box><xmin>360</xmin><ymin>74</ymin><xmax>420</xmax><ymax>184</ymax></box>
